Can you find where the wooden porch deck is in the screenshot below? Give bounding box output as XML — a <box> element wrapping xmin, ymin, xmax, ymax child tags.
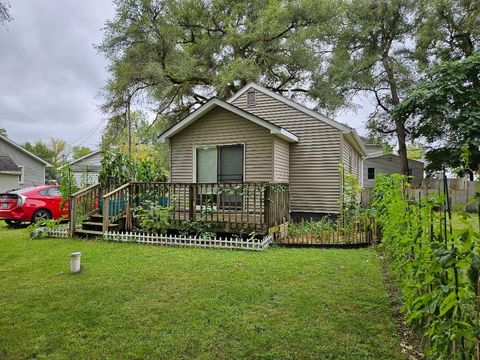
<box><xmin>70</xmin><ymin>182</ymin><xmax>289</xmax><ymax>236</ymax></box>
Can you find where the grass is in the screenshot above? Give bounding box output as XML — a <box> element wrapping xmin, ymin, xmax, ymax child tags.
<box><xmin>0</xmin><ymin>224</ymin><xmax>404</xmax><ymax>359</ymax></box>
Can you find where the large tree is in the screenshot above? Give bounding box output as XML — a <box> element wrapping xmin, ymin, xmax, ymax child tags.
<box><xmin>393</xmin><ymin>52</ymin><xmax>480</xmax><ymax>179</ymax></box>
<box><xmin>98</xmin><ymin>0</ymin><xmax>340</xmax><ymax>134</ymax></box>
<box><xmin>324</xmin><ymin>0</ymin><xmax>423</xmax><ymax>176</ymax></box>
<box><xmin>99</xmin><ymin>0</ymin><xmax>479</xmax><ymax>177</ymax></box>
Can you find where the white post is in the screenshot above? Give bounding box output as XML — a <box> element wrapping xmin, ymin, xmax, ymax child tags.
<box><xmin>70</xmin><ymin>252</ymin><xmax>81</xmax><ymax>273</ymax></box>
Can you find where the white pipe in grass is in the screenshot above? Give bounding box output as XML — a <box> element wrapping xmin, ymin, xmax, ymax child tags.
<box><xmin>70</xmin><ymin>252</ymin><xmax>81</xmax><ymax>273</ymax></box>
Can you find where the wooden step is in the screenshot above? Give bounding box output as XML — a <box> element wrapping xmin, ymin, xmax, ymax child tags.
<box><xmin>75</xmin><ymin>229</ymin><xmax>104</xmax><ymax>237</ymax></box>
<box><xmin>81</xmin><ymin>221</ymin><xmax>119</xmax><ymax>227</ymax></box>
<box><xmin>89</xmin><ymin>214</ymin><xmax>103</xmax><ymax>220</ymax></box>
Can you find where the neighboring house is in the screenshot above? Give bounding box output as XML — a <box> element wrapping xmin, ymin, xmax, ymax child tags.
<box><xmin>0</xmin><ymin>155</ymin><xmax>22</xmax><ymax>192</ymax></box>
<box><xmin>159</xmin><ymin>82</ymin><xmax>366</xmax><ymax>218</ymax></box>
<box><xmin>58</xmin><ymin>150</ymin><xmax>102</xmax><ymax>186</ymax></box>
<box><xmin>360</xmin><ymin>137</ymin><xmax>425</xmax><ymax>188</ymax></box>
<box><xmin>0</xmin><ymin>134</ymin><xmax>50</xmax><ymax>189</ymax></box>
<box><xmin>363</xmin><ymin>154</ymin><xmax>424</xmax><ymax>187</ymax></box>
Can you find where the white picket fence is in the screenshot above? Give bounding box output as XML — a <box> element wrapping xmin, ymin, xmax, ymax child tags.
<box><xmin>103</xmin><ymin>231</ymin><xmax>273</xmax><ymax>251</ymax></box>
<box><xmin>45</xmin><ymin>226</ymin><xmax>69</xmax><ymax>238</ymax></box>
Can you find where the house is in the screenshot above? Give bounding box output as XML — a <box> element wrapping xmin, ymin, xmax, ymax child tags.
<box><xmin>58</xmin><ymin>150</ymin><xmax>102</xmax><ymax>186</ymax></box>
<box><xmin>361</xmin><ymin>138</ymin><xmax>424</xmax><ymax>188</ymax></box>
<box><xmin>363</xmin><ymin>154</ymin><xmax>424</xmax><ymax>187</ymax></box>
<box><xmin>0</xmin><ymin>155</ymin><xmax>22</xmax><ymax>192</ymax></box>
<box><xmin>158</xmin><ymin>83</ymin><xmax>366</xmax><ymax>219</ymax></box>
<box><xmin>0</xmin><ymin>134</ymin><xmax>50</xmax><ymax>189</ymax></box>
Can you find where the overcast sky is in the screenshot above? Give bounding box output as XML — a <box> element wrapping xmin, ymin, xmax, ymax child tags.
<box><xmin>0</xmin><ymin>1</ymin><xmax>373</xmax><ymax>150</ymax></box>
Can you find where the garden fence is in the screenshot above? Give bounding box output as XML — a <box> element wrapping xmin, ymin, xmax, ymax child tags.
<box><xmin>103</xmin><ymin>231</ymin><xmax>273</xmax><ymax>251</ymax></box>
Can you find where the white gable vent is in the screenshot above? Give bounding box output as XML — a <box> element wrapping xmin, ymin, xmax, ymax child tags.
<box><xmin>246</xmin><ymin>90</ymin><xmax>256</xmax><ymax>106</ymax></box>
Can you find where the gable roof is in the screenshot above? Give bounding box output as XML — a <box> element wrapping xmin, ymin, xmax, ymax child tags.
<box><xmin>0</xmin><ymin>155</ymin><xmax>22</xmax><ymax>174</ymax></box>
<box><xmin>227</xmin><ymin>83</ymin><xmax>367</xmax><ymax>156</ymax></box>
<box><xmin>0</xmin><ymin>134</ymin><xmax>51</xmax><ymax>166</ymax></box>
<box><xmin>158</xmin><ymin>98</ymin><xmax>299</xmax><ymax>143</ymax></box>
<box><xmin>58</xmin><ymin>149</ymin><xmax>102</xmax><ymax>170</ymax></box>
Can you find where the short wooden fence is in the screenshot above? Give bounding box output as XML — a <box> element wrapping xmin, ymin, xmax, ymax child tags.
<box><xmin>276</xmin><ymin>217</ymin><xmax>379</xmax><ymax>246</ymax></box>
<box><xmin>103</xmin><ymin>231</ymin><xmax>273</xmax><ymax>251</ymax></box>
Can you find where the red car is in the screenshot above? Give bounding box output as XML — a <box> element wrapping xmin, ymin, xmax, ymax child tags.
<box><xmin>0</xmin><ymin>185</ymin><xmax>69</xmax><ymax>226</ymax></box>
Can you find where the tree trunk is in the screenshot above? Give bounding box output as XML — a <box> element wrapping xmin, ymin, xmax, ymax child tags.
<box><xmin>396</xmin><ymin>120</ymin><xmax>409</xmax><ymax>176</ymax></box>
<box><xmin>383</xmin><ymin>57</ymin><xmax>410</xmax><ymax>176</ymax></box>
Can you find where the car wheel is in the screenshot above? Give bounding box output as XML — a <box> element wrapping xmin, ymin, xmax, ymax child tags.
<box><xmin>32</xmin><ymin>209</ymin><xmax>51</xmax><ymax>223</ymax></box>
<box><xmin>5</xmin><ymin>220</ymin><xmax>22</xmax><ymax>227</ymax></box>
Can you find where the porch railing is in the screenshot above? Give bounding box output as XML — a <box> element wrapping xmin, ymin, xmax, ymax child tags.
<box><xmin>102</xmin><ymin>182</ymin><xmax>289</xmax><ymax>235</ymax></box>
<box><xmin>69</xmin><ymin>183</ymin><xmax>102</xmax><ymax>236</ymax></box>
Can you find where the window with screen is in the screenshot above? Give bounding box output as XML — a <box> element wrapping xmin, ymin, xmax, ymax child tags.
<box><xmin>368</xmin><ymin>168</ymin><xmax>375</xmax><ymax>180</ymax></box>
<box><xmin>246</xmin><ymin>90</ymin><xmax>256</xmax><ymax>106</ymax></box>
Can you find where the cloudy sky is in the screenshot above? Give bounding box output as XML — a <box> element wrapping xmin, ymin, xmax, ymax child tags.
<box><xmin>0</xmin><ymin>0</ymin><xmax>372</xmax><ymax>151</ymax></box>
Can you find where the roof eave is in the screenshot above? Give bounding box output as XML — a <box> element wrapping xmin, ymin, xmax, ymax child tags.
<box><xmin>227</xmin><ymin>82</ymin><xmax>352</xmax><ymax>133</ymax></box>
<box><xmin>0</xmin><ymin>134</ymin><xmax>51</xmax><ymax>166</ymax></box>
<box><xmin>158</xmin><ymin>98</ymin><xmax>298</xmax><ymax>143</ymax></box>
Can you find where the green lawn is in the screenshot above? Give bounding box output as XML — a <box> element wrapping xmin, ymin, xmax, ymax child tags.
<box><xmin>0</xmin><ymin>225</ymin><xmax>403</xmax><ymax>359</ymax></box>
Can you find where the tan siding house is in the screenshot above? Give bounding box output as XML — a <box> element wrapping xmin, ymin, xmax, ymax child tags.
<box><xmin>159</xmin><ymin>83</ymin><xmax>366</xmax><ymax>218</ymax></box>
<box><xmin>170</xmin><ymin>107</ymin><xmax>273</xmax><ymax>183</ymax></box>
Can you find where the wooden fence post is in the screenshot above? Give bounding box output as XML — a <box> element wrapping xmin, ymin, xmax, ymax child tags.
<box><xmin>69</xmin><ymin>196</ymin><xmax>77</xmax><ymax>237</ymax></box>
<box><xmin>103</xmin><ymin>197</ymin><xmax>110</xmax><ymax>233</ymax></box>
<box><xmin>264</xmin><ymin>184</ymin><xmax>271</xmax><ymax>228</ymax></box>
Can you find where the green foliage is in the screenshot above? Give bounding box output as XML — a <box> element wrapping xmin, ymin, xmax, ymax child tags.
<box><xmin>133</xmin><ymin>200</ymin><xmax>170</xmax><ymax>234</ymax></box>
<box><xmin>180</xmin><ymin>219</ymin><xmax>213</xmax><ymax>237</ymax></box>
<box><xmin>71</xmin><ymin>146</ymin><xmax>92</xmax><ymax>160</ymax></box>
<box><xmin>28</xmin><ymin>218</ymin><xmax>65</xmax><ymax>239</ymax></box>
<box><xmin>58</xmin><ymin>165</ymin><xmax>77</xmax><ymax>207</ymax></box>
<box><xmin>339</xmin><ymin>164</ymin><xmax>361</xmax><ymax>222</ymax></box>
<box><xmin>393</xmin><ymin>52</ymin><xmax>480</xmax><ymax>176</ymax></box>
<box><xmin>287</xmin><ymin>218</ymin><xmax>336</xmax><ymax>239</ymax></box>
<box><xmin>98</xmin><ymin>0</ymin><xmax>343</xmax><ymax>124</ymax></box>
<box><xmin>372</xmin><ymin>173</ymin><xmax>480</xmax><ymax>358</ymax></box>
<box><xmin>99</xmin><ymin>152</ymin><xmax>134</xmax><ymax>189</ymax></box>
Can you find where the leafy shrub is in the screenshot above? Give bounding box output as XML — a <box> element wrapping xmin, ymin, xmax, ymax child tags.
<box><xmin>133</xmin><ymin>201</ymin><xmax>170</xmax><ymax>234</ymax></box>
<box><xmin>28</xmin><ymin>218</ymin><xmax>65</xmax><ymax>239</ymax></box>
<box><xmin>180</xmin><ymin>219</ymin><xmax>213</xmax><ymax>237</ymax></box>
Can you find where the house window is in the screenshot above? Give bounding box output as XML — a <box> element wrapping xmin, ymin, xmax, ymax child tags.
<box><xmin>18</xmin><ymin>166</ymin><xmax>24</xmax><ymax>184</ymax></box>
<box><xmin>196</xmin><ymin>144</ymin><xmax>244</xmax><ymax>183</ymax></box>
<box><xmin>246</xmin><ymin>90</ymin><xmax>256</xmax><ymax>106</ymax></box>
<box><xmin>367</xmin><ymin>167</ymin><xmax>375</xmax><ymax>180</ymax></box>
<box><xmin>196</xmin><ymin>144</ymin><xmax>244</xmax><ymax>209</ymax></box>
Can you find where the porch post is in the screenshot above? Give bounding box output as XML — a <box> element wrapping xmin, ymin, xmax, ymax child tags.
<box><xmin>69</xmin><ymin>195</ymin><xmax>77</xmax><ymax>237</ymax></box>
<box><xmin>188</xmin><ymin>184</ymin><xmax>196</xmax><ymax>220</ymax></box>
<box><xmin>264</xmin><ymin>184</ymin><xmax>271</xmax><ymax>229</ymax></box>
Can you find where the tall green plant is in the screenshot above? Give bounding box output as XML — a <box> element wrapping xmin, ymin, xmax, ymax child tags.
<box><xmin>372</xmin><ymin>173</ymin><xmax>480</xmax><ymax>358</ymax></box>
<box><xmin>58</xmin><ymin>166</ymin><xmax>77</xmax><ymax>207</ymax></box>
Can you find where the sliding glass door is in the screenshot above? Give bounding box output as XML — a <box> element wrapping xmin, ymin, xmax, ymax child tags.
<box><xmin>196</xmin><ymin>144</ymin><xmax>243</xmax><ymax>183</ymax></box>
<box><xmin>196</xmin><ymin>144</ymin><xmax>244</xmax><ymax>209</ymax></box>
